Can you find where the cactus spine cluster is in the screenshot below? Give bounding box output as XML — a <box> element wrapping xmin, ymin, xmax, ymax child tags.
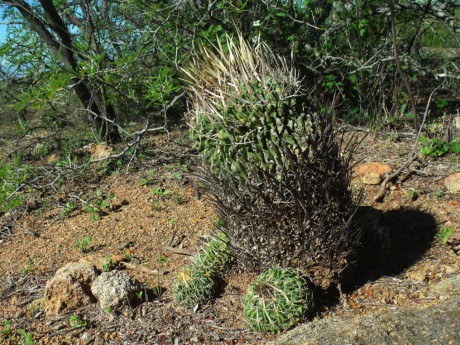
<box><xmin>172</xmin><ymin>232</ymin><xmax>232</xmax><ymax>306</ymax></box>
<box><xmin>172</xmin><ymin>265</ymin><xmax>216</xmax><ymax>306</ymax></box>
<box><xmin>184</xmin><ymin>35</ymin><xmax>311</xmax><ymax>183</ymax></box>
<box><xmin>243</xmin><ymin>268</ymin><xmax>313</xmax><ymax>334</ymax></box>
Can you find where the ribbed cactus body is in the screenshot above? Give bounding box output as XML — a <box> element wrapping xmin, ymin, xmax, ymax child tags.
<box><xmin>243</xmin><ymin>268</ymin><xmax>313</xmax><ymax>333</ymax></box>
<box><xmin>172</xmin><ymin>265</ymin><xmax>216</xmax><ymax>306</ymax></box>
<box><xmin>195</xmin><ymin>232</ymin><xmax>232</xmax><ymax>272</ymax></box>
<box><xmin>186</xmin><ymin>35</ymin><xmax>311</xmax><ymax>183</ymax></box>
<box><xmin>173</xmin><ymin>232</ymin><xmax>232</xmax><ymax>307</ymax></box>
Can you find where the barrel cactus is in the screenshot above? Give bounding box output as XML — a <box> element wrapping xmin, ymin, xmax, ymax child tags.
<box><xmin>195</xmin><ymin>231</ymin><xmax>232</xmax><ymax>272</ymax></box>
<box><xmin>172</xmin><ymin>265</ymin><xmax>216</xmax><ymax>306</ymax></box>
<box><xmin>184</xmin><ymin>34</ymin><xmax>363</xmax><ymax>291</ymax></box>
<box><xmin>243</xmin><ymin>268</ymin><xmax>313</xmax><ymax>334</ymax></box>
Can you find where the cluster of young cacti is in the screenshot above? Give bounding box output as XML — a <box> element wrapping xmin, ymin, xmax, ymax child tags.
<box><xmin>243</xmin><ymin>268</ymin><xmax>313</xmax><ymax>334</ymax></box>
<box><xmin>172</xmin><ymin>232</ymin><xmax>232</xmax><ymax>306</ymax></box>
<box><xmin>184</xmin><ymin>33</ymin><xmax>362</xmax><ymax>291</ymax></box>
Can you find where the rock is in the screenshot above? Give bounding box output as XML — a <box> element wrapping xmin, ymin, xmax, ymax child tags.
<box><xmin>44</xmin><ymin>262</ymin><xmax>97</xmax><ymax>315</ymax></box>
<box><xmin>268</xmin><ymin>273</ymin><xmax>460</xmax><ymax>345</ymax></box>
<box><xmin>444</xmin><ymin>172</ymin><xmax>460</xmax><ymax>193</ymax></box>
<box><xmin>91</xmin><ymin>270</ymin><xmax>142</xmax><ymax>311</ymax></box>
<box><xmin>82</xmin><ymin>143</ymin><xmax>113</xmax><ymax>160</ymax></box>
<box><xmin>354</xmin><ymin>162</ymin><xmax>392</xmax><ymax>185</ymax></box>
<box><xmin>80</xmin><ymin>332</ymin><xmax>95</xmax><ymax>345</ymax></box>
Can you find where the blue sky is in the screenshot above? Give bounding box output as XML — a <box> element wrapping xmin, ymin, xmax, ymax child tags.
<box><xmin>0</xmin><ymin>25</ymin><xmax>6</xmax><ymax>44</ymax></box>
<box><xmin>0</xmin><ymin>6</ymin><xmax>6</xmax><ymax>44</ymax></box>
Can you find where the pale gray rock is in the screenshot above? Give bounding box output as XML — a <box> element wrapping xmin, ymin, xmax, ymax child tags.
<box><xmin>91</xmin><ymin>270</ymin><xmax>142</xmax><ymax>311</ymax></box>
<box><xmin>269</xmin><ymin>274</ymin><xmax>460</xmax><ymax>345</ymax></box>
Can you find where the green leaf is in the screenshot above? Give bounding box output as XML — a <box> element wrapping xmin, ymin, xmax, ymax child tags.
<box><xmin>449</xmin><ymin>141</ymin><xmax>460</xmax><ymax>154</ymax></box>
<box><xmin>400</xmin><ymin>103</ymin><xmax>407</xmax><ymax>114</ymax></box>
<box><xmin>436</xmin><ymin>98</ymin><xmax>448</xmax><ymax>109</ymax></box>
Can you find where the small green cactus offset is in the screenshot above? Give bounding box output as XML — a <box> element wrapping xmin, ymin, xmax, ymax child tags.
<box><xmin>243</xmin><ymin>268</ymin><xmax>313</xmax><ymax>334</ymax></box>
<box><xmin>172</xmin><ymin>265</ymin><xmax>216</xmax><ymax>306</ymax></box>
<box><xmin>195</xmin><ymin>232</ymin><xmax>232</xmax><ymax>272</ymax></box>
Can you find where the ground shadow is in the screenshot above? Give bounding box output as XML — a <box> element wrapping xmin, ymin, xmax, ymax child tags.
<box><xmin>353</xmin><ymin>205</ymin><xmax>438</xmax><ymax>287</ymax></box>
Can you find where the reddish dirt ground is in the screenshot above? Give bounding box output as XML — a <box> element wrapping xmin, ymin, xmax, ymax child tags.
<box><xmin>1</xmin><ymin>129</ymin><xmax>459</xmax><ymax>344</ymax></box>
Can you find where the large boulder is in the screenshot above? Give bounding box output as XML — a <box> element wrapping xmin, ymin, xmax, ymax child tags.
<box><xmin>91</xmin><ymin>270</ymin><xmax>142</xmax><ymax>311</ymax></box>
<box><xmin>44</xmin><ymin>262</ymin><xmax>97</xmax><ymax>315</ymax></box>
<box><xmin>268</xmin><ymin>273</ymin><xmax>460</xmax><ymax>345</ymax></box>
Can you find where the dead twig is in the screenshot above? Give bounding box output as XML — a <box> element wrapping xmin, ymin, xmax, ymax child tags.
<box><xmin>164</xmin><ymin>246</ymin><xmax>194</xmax><ymax>257</ymax></box>
<box><xmin>373</xmin><ymin>87</ymin><xmax>438</xmax><ymax>202</ymax></box>
<box><xmin>373</xmin><ymin>155</ymin><xmax>418</xmax><ymax>202</ymax></box>
<box><xmin>119</xmin><ymin>261</ymin><xmax>163</xmax><ymax>275</ymax></box>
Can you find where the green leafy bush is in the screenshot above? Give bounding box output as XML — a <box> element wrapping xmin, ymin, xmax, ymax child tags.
<box><xmin>419</xmin><ymin>136</ymin><xmax>449</xmax><ymax>157</ymax></box>
<box><xmin>243</xmin><ymin>268</ymin><xmax>313</xmax><ymax>334</ymax></box>
<box><xmin>0</xmin><ymin>160</ymin><xmax>29</xmax><ymax>213</ymax></box>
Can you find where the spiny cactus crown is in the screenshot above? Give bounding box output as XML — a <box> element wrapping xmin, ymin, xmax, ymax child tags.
<box><xmin>172</xmin><ymin>264</ymin><xmax>216</xmax><ymax>307</ymax></box>
<box><xmin>183</xmin><ymin>34</ymin><xmax>311</xmax><ymax>182</ymax></box>
<box><xmin>243</xmin><ymin>267</ymin><xmax>313</xmax><ymax>334</ymax></box>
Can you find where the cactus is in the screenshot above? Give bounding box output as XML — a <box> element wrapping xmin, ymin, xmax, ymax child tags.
<box><xmin>173</xmin><ymin>232</ymin><xmax>232</xmax><ymax>307</ymax></box>
<box><xmin>172</xmin><ymin>265</ymin><xmax>216</xmax><ymax>306</ymax></box>
<box><xmin>184</xmin><ymin>33</ymin><xmax>363</xmax><ymax>291</ymax></box>
<box><xmin>184</xmin><ymin>34</ymin><xmax>311</xmax><ymax>183</ymax></box>
<box><xmin>195</xmin><ymin>232</ymin><xmax>232</xmax><ymax>272</ymax></box>
<box><xmin>243</xmin><ymin>268</ymin><xmax>313</xmax><ymax>334</ymax></box>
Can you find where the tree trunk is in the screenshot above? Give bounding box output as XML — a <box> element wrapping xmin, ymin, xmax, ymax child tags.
<box><xmin>4</xmin><ymin>0</ymin><xmax>121</xmax><ymax>142</ymax></box>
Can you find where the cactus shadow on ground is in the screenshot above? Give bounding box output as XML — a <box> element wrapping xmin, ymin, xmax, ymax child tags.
<box><xmin>354</xmin><ymin>206</ymin><xmax>438</xmax><ymax>287</ymax></box>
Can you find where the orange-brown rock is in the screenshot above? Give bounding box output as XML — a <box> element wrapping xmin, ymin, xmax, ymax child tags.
<box><xmin>354</xmin><ymin>162</ymin><xmax>392</xmax><ymax>185</ymax></box>
<box><xmin>43</xmin><ymin>262</ymin><xmax>97</xmax><ymax>315</ymax></box>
